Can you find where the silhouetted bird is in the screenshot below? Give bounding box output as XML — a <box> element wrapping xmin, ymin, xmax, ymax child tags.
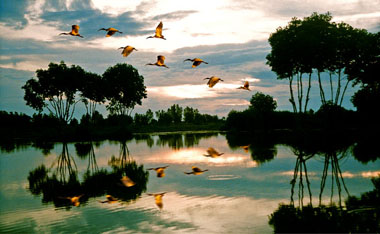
<box><xmin>59</xmin><ymin>25</ymin><xmax>83</xmax><ymax>38</ymax></box>
<box><xmin>99</xmin><ymin>195</ymin><xmax>119</xmax><ymax>204</ymax></box>
<box><xmin>59</xmin><ymin>194</ymin><xmax>84</xmax><ymax>207</ymax></box>
<box><xmin>204</xmin><ymin>76</ymin><xmax>223</xmax><ymax>88</ymax></box>
<box><xmin>147</xmin><ymin>166</ymin><xmax>169</xmax><ymax>178</ymax></box>
<box><xmin>203</xmin><ymin>147</ymin><xmax>224</xmax><ymax>158</ymax></box>
<box><xmin>120</xmin><ymin>175</ymin><xmax>135</xmax><ymax>187</ymax></box>
<box><xmin>146</xmin><ymin>21</ymin><xmax>166</xmax><ymax>40</ymax></box>
<box><xmin>184</xmin><ymin>166</ymin><xmax>209</xmax><ymax>175</ymax></box>
<box><xmin>98</xmin><ymin>27</ymin><xmax>122</xmax><ymax>37</ymax></box>
<box><xmin>148</xmin><ymin>192</ymin><xmax>166</xmax><ymax>209</ymax></box>
<box><xmin>118</xmin><ymin>46</ymin><xmax>137</xmax><ymax>57</ymax></box>
<box><xmin>183</xmin><ymin>58</ymin><xmax>208</xmax><ymax>68</ymax></box>
<box><xmin>237</xmin><ymin>81</ymin><xmax>250</xmax><ymax>90</ymax></box>
<box><xmin>240</xmin><ymin>145</ymin><xmax>250</xmax><ymax>153</ymax></box>
<box><xmin>146</xmin><ymin>55</ymin><xmax>169</xmax><ymax>68</ymax></box>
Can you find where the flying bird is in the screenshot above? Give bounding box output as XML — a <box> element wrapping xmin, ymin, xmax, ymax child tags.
<box><xmin>99</xmin><ymin>195</ymin><xmax>119</xmax><ymax>204</ymax></box>
<box><xmin>59</xmin><ymin>194</ymin><xmax>84</xmax><ymax>207</ymax></box>
<box><xmin>184</xmin><ymin>166</ymin><xmax>209</xmax><ymax>175</ymax></box>
<box><xmin>237</xmin><ymin>81</ymin><xmax>250</xmax><ymax>90</ymax></box>
<box><xmin>98</xmin><ymin>27</ymin><xmax>123</xmax><ymax>37</ymax></box>
<box><xmin>118</xmin><ymin>46</ymin><xmax>137</xmax><ymax>57</ymax></box>
<box><xmin>204</xmin><ymin>76</ymin><xmax>224</xmax><ymax>88</ymax></box>
<box><xmin>148</xmin><ymin>192</ymin><xmax>166</xmax><ymax>209</ymax></box>
<box><xmin>147</xmin><ymin>166</ymin><xmax>169</xmax><ymax>178</ymax></box>
<box><xmin>146</xmin><ymin>21</ymin><xmax>166</xmax><ymax>40</ymax></box>
<box><xmin>120</xmin><ymin>175</ymin><xmax>136</xmax><ymax>187</ymax></box>
<box><xmin>59</xmin><ymin>25</ymin><xmax>83</xmax><ymax>38</ymax></box>
<box><xmin>203</xmin><ymin>147</ymin><xmax>224</xmax><ymax>158</ymax></box>
<box><xmin>183</xmin><ymin>58</ymin><xmax>208</xmax><ymax>68</ymax></box>
<box><xmin>146</xmin><ymin>55</ymin><xmax>169</xmax><ymax>68</ymax></box>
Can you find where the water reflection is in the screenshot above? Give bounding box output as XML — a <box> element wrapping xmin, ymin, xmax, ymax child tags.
<box><xmin>27</xmin><ymin>140</ymin><xmax>149</xmax><ymax>208</ymax></box>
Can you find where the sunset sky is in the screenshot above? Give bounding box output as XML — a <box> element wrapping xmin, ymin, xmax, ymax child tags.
<box><xmin>1</xmin><ymin>0</ymin><xmax>379</xmax><ymax>117</ymax></box>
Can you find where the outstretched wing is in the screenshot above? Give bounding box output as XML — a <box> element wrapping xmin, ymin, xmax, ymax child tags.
<box><xmin>157</xmin><ymin>55</ymin><xmax>165</xmax><ymax>65</ymax></box>
<box><xmin>244</xmin><ymin>81</ymin><xmax>249</xmax><ymax>89</ymax></box>
<box><xmin>71</xmin><ymin>25</ymin><xmax>80</xmax><ymax>34</ymax></box>
<box><xmin>121</xmin><ymin>46</ymin><xmax>134</xmax><ymax>57</ymax></box>
<box><xmin>155</xmin><ymin>22</ymin><xmax>163</xmax><ymax>37</ymax></box>
<box><xmin>107</xmin><ymin>31</ymin><xmax>116</xmax><ymax>37</ymax></box>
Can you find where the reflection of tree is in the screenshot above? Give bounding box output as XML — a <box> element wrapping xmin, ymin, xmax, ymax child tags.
<box><xmin>156</xmin><ymin>134</ymin><xmax>183</xmax><ymax>150</ymax></box>
<box><xmin>269</xmin><ymin>177</ymin><xmax>380</xmax><ymax>233</ymax></box>
<box><xmin>352</xmin><ymin>135</ymin><xmax>380</xmax><ymax>164</ymax></box>
<box><xmin>74</xmin><ymin>142</ymin><xmax>98</xmax><ymax>173</ymax></box>
<box><xmin>134</xmin><ymin>134</ymin><xmax>154</xmax><ymax>148</ymax></box>
<box><xmin>290</xmin><ymin>148</ymin><xmax>314</xmax><ymax>207</ymax></box>
<box><xmin>27</xmin><ymin>141</ymin><xmax>149</xmax><ymax>208</ymax></box>
<box><xmin>184</xmin><ymin>133</ymin><xmax>218</xmax><ymax>148</ymax></box>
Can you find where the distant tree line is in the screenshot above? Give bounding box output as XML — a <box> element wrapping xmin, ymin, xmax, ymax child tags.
<box><xmin>266</xmin><ymin>12</ymin><xmax>380</xmax><ymax>114</ymax></box>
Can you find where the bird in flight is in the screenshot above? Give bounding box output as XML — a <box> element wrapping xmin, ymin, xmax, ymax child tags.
<box><xmin>120</xmin><ymin>175</ymin><xmax>136</xmax><ymax>187</ymax></box>
<box><xmin>147</xmin><ymin>166</ymin><xmax>169</xmax><ymax>178</ymax></box>
<box><xmin>146</xmin><ymin>55</ymin><xmax>169</xmax><ymax>68</ymax></box>
<box><xmin>183</xmin><ymin>58</ymin><xmax>208</xmax><ymax>68</ymax></box>
<box><xmin>203</xmin><ymin>147</ymin><xmax>224</xmax><ymax>158</ymax></box>
<box><xmin>147</xmin><ymin>192</ymin><xmax>166</xmax><ymax>209</ymax></box>
<box><xmin>59</xmin><ymin>25</ymin><xmax>83</xmax><ymax>38</ymax></box>
<box><xmin>237</xmin><ymin>81</ymin><xmax>250</xmax><ymax>91</ymax></box>
<box><xmin>204</xmin><ymin>76</ymin><xmax>224</xmax><ymax>88</ymax></box>
<box><xmin>98</xmin><ymin>27</ymin><xmax>123</xmax><ymax>37</ymax></box>
<box><xmin>59</xmin><ymin>194</ymin><xmax>84</xmax><ymax>207</ymax></box>
<box><xmin>184</xmin><ymin>166</ymin><xmax>209</xmax><ymax>175</ymax></box>
<box><xmin>118</xmin><ymin>46</ymin><xmax>137</xmax><ymax>58</ymax></box>
<box><xmin>146</xmin><ymin>21</ymin><xmax>166</xmax><ymax>40</ymax></box>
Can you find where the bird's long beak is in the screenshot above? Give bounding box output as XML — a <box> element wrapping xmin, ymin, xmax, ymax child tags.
<box><xmin>118</xmin><ymin>47</ymin><xmax>124</xmax><ymax>49</ymax></box>
<box><xmin>203</xmin><ymin>77</ymin><xmax>210</xmax><ymax>80</ymax></box>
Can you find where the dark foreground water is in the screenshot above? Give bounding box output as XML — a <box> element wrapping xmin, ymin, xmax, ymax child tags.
<box><xmin>0</xmin><ymin>132</ymin><xmax>379</xmax><ymax>233</ymax></box>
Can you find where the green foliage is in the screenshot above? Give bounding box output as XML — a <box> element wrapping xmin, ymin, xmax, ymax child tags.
<box><xmin>103</xmin><ymin>63</ymin><xmax>147</xmax><ymax>116</ymax></box>
<box><xmin>249</xmin><ymin>92</ymin><xmax>277</xmax><ymax>113</ymax></box>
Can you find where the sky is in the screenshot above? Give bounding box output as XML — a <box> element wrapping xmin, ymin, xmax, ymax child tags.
<box><xmin>0</xmin><ymin>0</ymin><xmax>379</xmax><ymax>118</ymax></box>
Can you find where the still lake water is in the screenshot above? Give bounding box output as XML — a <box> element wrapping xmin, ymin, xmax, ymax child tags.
<box><xmin>0</xmin><ymin>132</ymin><xmax>379</xmax><ymax>233</ymax></box>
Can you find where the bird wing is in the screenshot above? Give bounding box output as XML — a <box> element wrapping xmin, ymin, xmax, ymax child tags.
<box><xmin>208</xmin><ymin>77</ymin><xmax>219</xmax><ymax>88</ymax></box>
<box><xmin>121</xmin><ymin>176</ymin><xmax>135</xmax><ymax>187</ymax></box>
<box><xmin>192</xmin><ymin>61</ymin><xmax>202</xmax><ymax>67</ymax></box>
<box><xmin>155</xmin><ymin>22</ymin><xmax>163</xmax><ymax>37</ymax></box>
<box><xmin>192</xmin><ymin>166</ymin><xmax>202</xmax><ymax>172</ymax></box>
<box><xmin>207</xmin><ymin>147</ymin><xmax>218</xmax><ymax>155</ymax></box>
<box><xmin>122</xmin><ymin>46</ymin><xmax>134</xmax><ymax>57</ymax></box>
<box><xmin>72</xmin><ymin>25</ymin><xmax>80</xmax><ymax>34</ymax></box>
<box><xmin>244</xmin><ymin>81</ymin><xmax>249</xmax><ymax>89</ymax></box>
<box><xmin>157</xmin><ymin>55</ymin><xmax>165</xmax><ymax>65</ymax></box>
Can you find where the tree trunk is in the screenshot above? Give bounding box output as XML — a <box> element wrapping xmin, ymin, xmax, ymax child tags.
<box><xmin>329</xmin><ymin>72</ymin><xmax>334</xmax><ymax>102</ymax></box>
<box><xmin>289</xmin><ymin>76</ymin><xmax>297</xmax><ymax>113</ymax></box>
<box><xmin>317</xmin><ymin>71</ymin><xmax>326</xmax><ymax>105</ymax></box>
<box><xmin>335</xmin><ymin>69</ymin><xmax>341</xmax><ymax>105</ymax></box>
<box><xmin>304</xmin><ymin>73</ymin><xmax>312</xmax><ymax>112</ymax></box>
<box><xmin>339</xmin><ymin>79</ymin><xmax>350</xmax><ymax>106</ymax></box>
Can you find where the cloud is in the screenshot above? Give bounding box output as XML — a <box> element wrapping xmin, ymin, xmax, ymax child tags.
<box><xmin>151</xmin><ymin>10</ymin><xmax>198</xmax><ymax>21</ymax></box>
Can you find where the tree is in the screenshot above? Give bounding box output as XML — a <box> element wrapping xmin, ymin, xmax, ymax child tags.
<box><xmin>22</xmin><ymin>61</ymin><xmax>85</xmax><ymax>123</ymax></box>
<box><xmin>79</xmin><ymin>72</ymin><xmax>105</xmax><ymax>118</ymax></box>
<box><xmin>102</xmin><ymin>63</ymin><xmax>147</xmax><ymax>116</ymax></box>
<box><xmin>249</xmin><ymin>92</ymin><xmax>277</xmax><ymax>113</ymax></box>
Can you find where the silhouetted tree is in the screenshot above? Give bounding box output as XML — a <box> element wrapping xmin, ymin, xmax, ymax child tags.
<box><xmin>79</xmin><ymin>72</ymin><xmax>105</xmax><ymax>118</ymax></box>
<box><xmin>249</xmin><ymin>92</ymin><xmax>277</xmax><ymax>113</ymax></box>
<box><xmin>22</xmin><ymin>61</ymin><xmax>85</xmax><ymax>123</ymax></box>
<box><xmin>103</xmin><ymin>63</ymin><xmax>147</xmax><ymax>116</ymax></box>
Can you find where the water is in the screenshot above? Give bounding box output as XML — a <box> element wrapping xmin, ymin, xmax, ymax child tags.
<box><xmin>0</xmin><ymin>132</ymin><xmax>379</xmax><ymax>233</ymax></box>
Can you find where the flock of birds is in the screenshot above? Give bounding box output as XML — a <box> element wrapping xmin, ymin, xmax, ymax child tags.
<box><xmin>59</xmin><ymin>22</ymin><xmax>252</xmax><ymax>90</ymax></box>
<box><xmin>60</xmin><ymin>145</ymin><xmax>250</xmax><ymax>209</ymax></box>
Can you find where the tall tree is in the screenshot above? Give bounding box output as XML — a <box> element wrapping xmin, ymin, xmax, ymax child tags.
<box><xmin>22</xmin><ymin>61</ymin><xmax>84</xmax><ymax>123</ymax></box>
<box><xmin>249</xmin><ymin>92</ymin><xmax>277</xmax><ymax>113</ymax></box>
<box><xmin>79</xmin><ymin>72</ymin><xmax>105</xmax><ymax>118</ymax></box>
<box><xmin>102</xmin><ymin>63</ymin><xmax>147</xmax><ymax>116</ymax></box>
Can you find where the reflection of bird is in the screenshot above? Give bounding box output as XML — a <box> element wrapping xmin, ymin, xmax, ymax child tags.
<box><xmin>60</xmin><ymin>194</ymin><xmax>84</xmax><ymax>207</ymax></box>
<box><xmin>148</xmin><ymin>192</ymin><xmax>166</xmax><ymax>209</ymax></box>
<box><xmin>59</xmin><ymin>25</ymin><xmax>83</xmax><ymax>38</ymax></box>
<box><xmin>99</xmin><ymin>195</ymin><xmax>119</xmax><ymax>204</ymax></box>
<box><xmin>118</xmin><ymin>46</ymin><xmax>137</xmax><ymax>57</ymax></box>
<box><xmin>98</xmin><ymin>27</ymin><xmax>123</xmax><ymax>37</ymax></box>
<box><xmin>184</xmin><ymin>166</ymin><xmax>209</xmax><ymax>175</ymax></box>
<box><xmin>240</xmin><ymin>145</ymin><xmax>250</xmax><ymax>153</ymax></box>
<box><xmin>204</xmin><ymin>76</ymin><xmax>224</xmax><ymax>88</ymax></box>
<box><xmin>120</xmin><ymin>175</ymin><xmax>136</xmax><ymax>187</ymax></box>
<box><xmin>146</xmin><ymin>55</ymin><xmax>169</xmax><ymax>68</ymax></box>
<box><xmin>183</xmin><ymin>58</ymin><xmax>208</xmax><ymax>68</ymax></box>
<box><xmin>204</xmin><ymin>147</ymin><xmax>224</xmax><ymax>158</ymax></box>
<box><xmin>146</xmin><ymin>21</ymin><xmax>166</xmax><ymax>40</ymax></box>
<box><xmin>237</xmin><ymin>81</ymin><xmax>250</xmax><ymax>91</ymax></box>
<box><xmin>147</xmin><ymin>166</ymin><xmax>169</xmax><ymax>178</ymax></box>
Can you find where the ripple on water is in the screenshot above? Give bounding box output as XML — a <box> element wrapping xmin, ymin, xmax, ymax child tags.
<box><xmin>207</xmin><ymin>174</ymin><xmax>242</xmax><ymax>180</ymax></box>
